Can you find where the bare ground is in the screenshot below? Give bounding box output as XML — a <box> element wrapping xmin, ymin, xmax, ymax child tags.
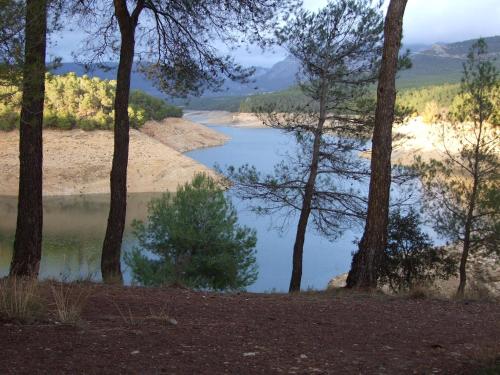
<box><xmin>1</xmin><ymin>284</ymin><xmax>499</xmax><ymax>374</ymax></box>
<box><xmin>0</xmin><ymin>118</ymin><xmax>228</xmax><ymax>196</ymax></box>
<box><xmin>141</xmin><ymin>118</ymin><xmax>229</xmax><ymax>153</ymax></box>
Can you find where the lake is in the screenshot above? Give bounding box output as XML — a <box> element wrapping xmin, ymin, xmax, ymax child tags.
<box><xmin>0</xmin><ymin>119</ymin><xmax>414</xmax><ymax>292</ymax></box>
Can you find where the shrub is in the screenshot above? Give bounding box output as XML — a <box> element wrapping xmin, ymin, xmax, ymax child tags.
<box><xmin>421</xmin><ymin>100</ymin><xmax>441</xmax><ymax>123</ymax></box>
<box><xmin>378</xmin><ymin>209</ymin><xmax>456</xmax><ymax>293</ymax></box>
<box><xmin>125</xmin><ymin>173</ymin><xmax>258</xmax><ymax>291</ymax></box>
<box><xmin>0</xmin><ymin>277</ymin><xmax>44</xmax><ymax>323</ymax></box>
<box><xmin>129</xmin><ymin>90</ymin><xmax>183</xmax><ymax>120</ymax></box>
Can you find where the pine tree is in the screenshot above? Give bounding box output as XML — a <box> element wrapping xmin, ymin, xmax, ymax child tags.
<box><xmin>416</xmin><ymin>39</ymin><xmax>499</xmax><ymax>297</ymax></box>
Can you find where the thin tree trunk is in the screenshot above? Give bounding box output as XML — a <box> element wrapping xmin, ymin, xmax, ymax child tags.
<box><xmin>289</xmin><ymin>87</ymin><xmax>327</xmax><ymax>293</ymax></box>
<box><xmin>101</xmin><ymin>1</ymin><xmax>141</xmax><ymax>284</ymax></box>
<box><xmin>456</xmin><ymin>120</ymin><xmax>482</xmax><ymax>297</ymax></box>
<box><xmin>457</xmin><ymin>224</ymin><xmax>471</xmax><ymax>297</ymax></box>
<box><xmin>9</xmin><ymin>0</ymin><xmax>47</xmax><ymax>278</ymax></box>
<box><xmin>457</xmin><ymin>179</ymin><xmax>479</xmax><ymax>297</ymax></box>
<box><xmin>346</xmin><ymin>0</ymin><xmax>408</xmax><ymax>289</ymax></box>
<box><xmin>288</xmin><ymin>126</ymin><xmax>323</xmax><ymax>292</ymax></box>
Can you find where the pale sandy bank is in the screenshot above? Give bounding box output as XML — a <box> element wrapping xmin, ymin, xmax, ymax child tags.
<box><xmin>391</xmin><ymin>117</ymin><xmax>468</xmax><ymax>165</ymax></box>
<box><xmin>357</xmin><ymin>117</ymin><xmax>472</xmax><ymax>165</ymax></box>
<box><xmin>0</xmin><ymin>118</ymin><xmax>229</xmax><ymax>196</ymax></box>
<box><xmin>142</xmin><ymin>117</ymin><xmax>229</xmax><ymax>152</ymax></box>
<box><xmin>185</xmin><ymin>110</ymin><xmax>266</xmax><ymax>128</ymax></box>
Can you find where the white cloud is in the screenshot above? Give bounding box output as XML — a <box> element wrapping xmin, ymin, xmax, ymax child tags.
<box><xmin>303</xmin><ymin>0</ymin><xmax>500</xmax><ymax>44</ymax></box>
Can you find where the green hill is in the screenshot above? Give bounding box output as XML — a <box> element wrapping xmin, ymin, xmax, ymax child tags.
<box><xmin>185</xmin><ymin>36</ymin><xmax>500</xmax><ymax>112</ymax></box>
<box><xmin>0</xmin><ymin>73</ymin><xmax>182</xmax><ymax>131</ymax></box>
<box><xmin>396</xmin><ymin>35</ymin><xmax>500</xmax><ymax>89</ymax></box>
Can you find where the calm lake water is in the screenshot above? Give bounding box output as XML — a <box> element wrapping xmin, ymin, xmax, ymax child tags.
<box><xmin>0</xmin><ymin>118</ymin><xmax>417</xmax><ymax>292</ymax></box>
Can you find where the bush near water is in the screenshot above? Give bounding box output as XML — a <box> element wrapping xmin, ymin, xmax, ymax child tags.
<box><xmin>0</xmin><ymin>72</ymin><xmax>182</xmax><ymax>131</ymax></box>
<box><xmin>126</xmin><ymin>173</ymin><xmax>258</xmax><ymax>291</ymax></box>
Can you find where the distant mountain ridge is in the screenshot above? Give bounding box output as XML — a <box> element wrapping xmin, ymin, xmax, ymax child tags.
<box><xmin>54</xmin><ymin>35</ymin><xmax>500</xmax><ymax>108</ymax></box>
<box><xmin>418</xmin><ymin>35</ymin><xmax>500</xmax><ymax>58</ymax></box>
<box><xmin>396</xmin><ymin>35</ymin><xmax>500</xmax><ymax>89</ymax></box>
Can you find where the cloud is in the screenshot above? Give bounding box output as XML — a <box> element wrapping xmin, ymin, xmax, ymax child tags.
<box><xmin>303</xmin><ymin>0</ymin><xmax>500</xmax><ymax>44</ymax></box>
<box><xmin>49</xmin><ymin>0</ymin><xmax>500</xmax><ymax>64</ymax></box>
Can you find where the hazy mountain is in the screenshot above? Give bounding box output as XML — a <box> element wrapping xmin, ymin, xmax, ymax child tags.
<box><xmin>420</xmin><ymin>35</ymin><xmax>500</xmax><ymax>57</ymax></box>
<box><xmin>396</xmin><ymin>35</ymin><xmax>500</xmax><ymax>88</ymax></box>
<box><xmin>402</xmin><ymin>43</ymin><xmax>432</xmax><ymax>53</ymax></box>
<box><xmin>54</xmin><ymin>35</ymin><xmax>500</xmax><ymax>106</ymax></box>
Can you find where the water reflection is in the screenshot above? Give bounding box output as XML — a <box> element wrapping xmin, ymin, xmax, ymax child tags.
<box><xmin>0</xmin><ymin>193</ymin><xmax>162</xmax><ymax>282</ymax></box>
<box><xmin>0</xmin><ymin>124</ymin><xmax>417</xmax><ymax>292</ymax></box>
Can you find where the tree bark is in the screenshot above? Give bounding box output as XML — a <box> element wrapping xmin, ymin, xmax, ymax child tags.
<box><xmin>288</xmin><ymin>126</ymin><xmax>323</xmax><ymax>292</ymax></box>
<box><xmin>456</xmin><ymin>120</ymin><xmax>482</xmax><ymax>297</ymax></box>
<box><xmin>101</xmin><ymin>0</ymin><xmax>141</xmax><ymax>284</ymax></box>
<box><xmin>289</xmin><ymin>86</ymin><xmax>327</xmax><ymax>293</ymax></box>
<box><xmin>9</xmin><ymin>0</ymin><xmax>47</xmax><ymax>278</ymax></box>
<box><xmin>346</xmin><ymin>0</ymin><xmax>408</xmax><ymax>289</ymax></box>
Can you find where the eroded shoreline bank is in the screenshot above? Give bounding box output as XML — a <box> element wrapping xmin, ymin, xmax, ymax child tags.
<box><xmin>0</xmin><ymin>117</ymin><xmax>229</xmax><ymax>196</ymax></box>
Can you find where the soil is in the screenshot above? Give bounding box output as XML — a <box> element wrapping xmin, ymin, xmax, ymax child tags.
<box><xmin>1</xmin><ymin>284</ymin><xmax>499</xmax><ymax>374</ymax></box>
<box><xmin>141</xmin><ymin>118</ymin><xmax>229</xmax><ymax>153</ymax></box>
<box><xmin>0</xmin><ymin>117</ymin><xmax>227</xmax><ymax>196</ymax></box>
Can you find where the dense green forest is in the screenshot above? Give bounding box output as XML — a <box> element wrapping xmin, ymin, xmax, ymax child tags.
<box><xmin>237</xmin><ymin>83</ymin><xmax>461</xmax><ymax>116</ymax></box>
<box><xmin>0</xmin><ymin>73</ymin><xmax>182</xmax><ymax>131</ymax></box>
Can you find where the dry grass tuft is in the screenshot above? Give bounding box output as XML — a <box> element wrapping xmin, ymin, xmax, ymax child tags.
<box><xmin>407</xmin><ymin>285</ymin><xmax>433</xmax><ymax>299</ymax></box>
<box><xmin>147</xmin><ymin>305</ymin><xmax>177</xmax><ymax>326</ymax></box>
<box><xmin>112</xmin><ymin>301</ymin><xmax>140</xmax><ymax>326</ymax></box>
<box><xmin>50</xmin><ymin>282</ymin><xmax>91</xmax><ymax>325</ymax></box>
<box><xmin>0</xmin><ymin>277</ymin><xmax>44</xmax><ymax>323</ymax></box>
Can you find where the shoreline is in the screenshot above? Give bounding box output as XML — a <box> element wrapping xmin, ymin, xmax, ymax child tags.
<box><xmin>184</xmin><ymin>110</ymin><xmax>267</xmax><ymax>128</ymax></box>
<box><xmin>0</xmin><ymin>117</ymin><xmax>229</xmax><ymax>197</ymax></box>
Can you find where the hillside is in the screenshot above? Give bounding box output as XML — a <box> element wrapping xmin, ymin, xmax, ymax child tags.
<box><xmin>183</xmin><ymin>36</ymin><xmax>500</xmax><ymax>111</ymax></box>
<box><xmin>54</xmin><ymin>56</ymin><xmax>301</xmax><ymax>100</ymax></box>
<box><xmin>53</xmin><ymin>36</ymin><xmax>500</xmax><ymax>112</ymax></box>
<box><xmin>0</xmin><ymin>73</ymin><xmax>182</xmax><ymax>131</ymax></box>
<box><xmin>397</xmin><ymin>35</ymin><xmax>500</xmax><ymax>88</ymax></box>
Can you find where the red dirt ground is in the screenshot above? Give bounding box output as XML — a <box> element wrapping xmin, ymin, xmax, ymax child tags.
<box><xmin>1</xmin><ymin>285</ymin><xmax>499</xmax><ymax>374</ymax></box>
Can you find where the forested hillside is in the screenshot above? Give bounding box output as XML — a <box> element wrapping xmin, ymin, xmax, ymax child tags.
<box><xmin>183</xmin><ymin>36</ymin><xmax>500</xmax><ymax>111</ymax></box>
<box><xmin>233</xmin><ymin>81</ymin><xmax>499</xmax><ymax>124</ymax></box>
<box><xmin>396</xmin><ymin>35</ymin><xmax>500</xmax><ymax>88</ymax></box>
<box><xmin>0</xmin><ymin>73</ymin><xmax>182</xmax><ymax>131</ymax></box>
<box><xmin>51</xmin><ymin>36</ymin><xmax>500</xmax><ymax>113</ymax></box>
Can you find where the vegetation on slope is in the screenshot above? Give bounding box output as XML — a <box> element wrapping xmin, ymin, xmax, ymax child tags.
<box><xmin>0</xmin><ymin>73</ymin><xmax>182</xmax><ymax>131</ymax></box>
<box><xmin>207</xmin><ymin>81</ymin><xmax>497</xmax><ymax>126</ymax></box>
<box><xmin>183</xmin><ymin>36</ymin><xmax>500</xmax><ymax>112</ymax></box>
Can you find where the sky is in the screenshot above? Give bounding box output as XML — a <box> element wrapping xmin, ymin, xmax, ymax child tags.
<box><xmin>50</xmin><ymin>0</ymin><xmax>500</xmax><ymax>68</ymax></box>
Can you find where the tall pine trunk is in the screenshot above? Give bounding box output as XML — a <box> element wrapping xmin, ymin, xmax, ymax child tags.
<box><xmin>9</xmin><ymin>0</ymin><xmax>47</xmax><ymax>278</ymax></box>
<box><xmin>288</xmin><ymin>125</ymin><xmax>323</xmax><ymax>292</ymax></box>
<box><xmin>346</xmin><ymin>0</ymin><xmax>408</xmax><ymax>289</ymax></box>
<box><xmin>289</xmin><ymin>87</ymin><xmax>326</xmax><ymax>292</ymax></box>
<box><xmin>101</xmin><ymin>1</ymin><xmax>139</xmax><ymax>284</ymax></box>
